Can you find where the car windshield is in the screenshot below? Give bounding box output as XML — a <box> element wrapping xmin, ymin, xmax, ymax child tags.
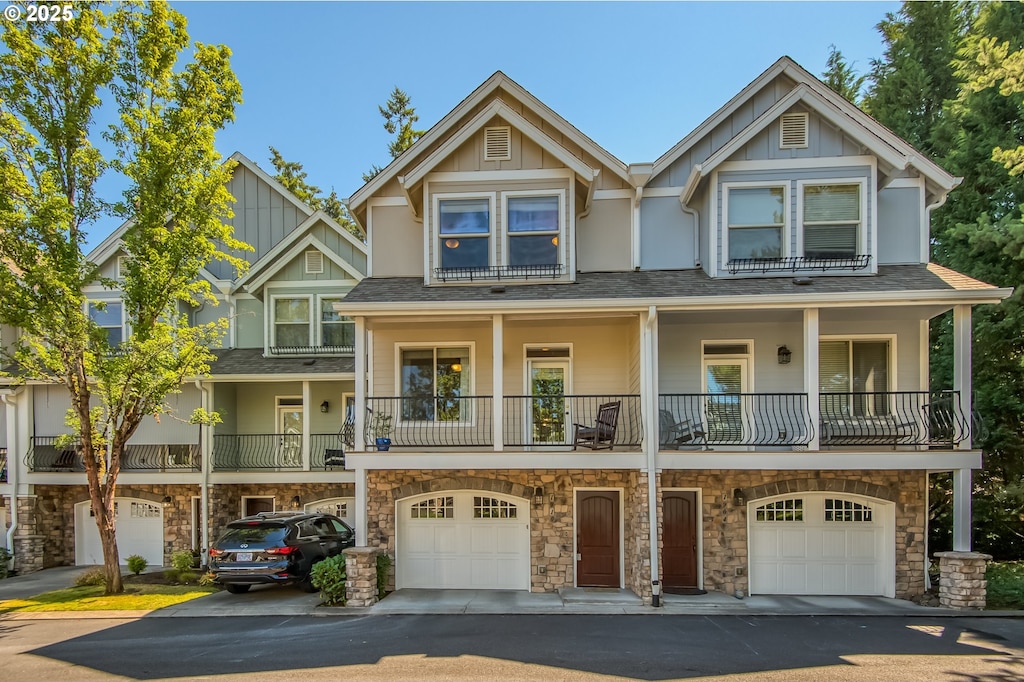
<box><xmin>216</xmin><ymin>525</ymin><xmax>288</xmax><ymax>546</ymax></box>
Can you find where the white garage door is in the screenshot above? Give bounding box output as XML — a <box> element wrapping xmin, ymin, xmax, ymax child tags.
<box><xmin>397</xmin><ymin>491</ymin><xmax>530</xmax><ymax>590</ymax></box>
<box><xmin>749</xmin><ymin>493</ymin><xmax>894</xmax><ymax>597</ymax></box>
<box><xmin>305</xmin><ymin>497</ymin><xmax>355</xmax><ymax>528</ymax></box>
<box><xmin>75</xmin><ymin>498</ymin><xmax>164</xmax><ymax>566</ymax></box>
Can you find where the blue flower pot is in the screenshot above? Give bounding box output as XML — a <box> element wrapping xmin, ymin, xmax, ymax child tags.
<box><xmin>375</xmin><ymin>437</ymin><xmax>391</xmax><ymax>451</ymax></box>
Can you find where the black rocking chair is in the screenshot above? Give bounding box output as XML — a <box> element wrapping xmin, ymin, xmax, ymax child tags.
<box><xmin>572</xmin><ymin>401</ymin><xmax>621</xmax><ymax>450</ymax></box>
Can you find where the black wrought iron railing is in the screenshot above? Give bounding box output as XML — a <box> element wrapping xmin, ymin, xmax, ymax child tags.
<box><xmin>27</xmin><ymin>436</ymin><xmax>85</xmax><ymax>471</ymax></box>
<box><xmin>658</xmin><ymin>394</ymin><xmax>814</xmax><ymax>448</ymax></box>
<box><xmin>433</xmin><ymin>264</ymin><xmax>565</xmax><ymax>282</ymax></box>
<box><xmin>310</xmin><ymin>433</ymin><xmax>346</xmax><ymax>469</ymax></box>
<box><xmin>0</xmin><ymin>447</ymin><xmax>7</xmax><ymax>483</ymax></box>
<box><xmin>268</xmin><ymin>344</ymin><xmax>354</xmax><ymax>356</ymax></box>
<box><xmin>212</xmin><ymin>433</ymin><xmax>304</xmax><ymax>471</ymax></box>
<box><xmin>727</xmin><ymin>255</ymin><xmax>871</xmax><ymax>274</ymax></box>
<box><xmin>819</xmin><ymin>390</ymin><xmax>969</xmax><ymax>447</ymax></box>
<box><xmin>502</xmin><ymin>394</ymin><xmax>642</xmax><ymax>448</ymax></box>
<box><xmin>364</xmin><ymin>397</ymin><xmax>494</xmax><ymax>448</ymax></box>
<box><xmin>27</xmin><ymin>437</ymin><xmax>201</xmax><ymax>472</ymax></box>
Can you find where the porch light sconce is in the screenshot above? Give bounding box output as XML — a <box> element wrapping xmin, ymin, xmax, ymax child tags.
<box><xmin>777</xmin><ymin>345</ymin><xmax>792</xmax><ymax>365</ymax></box>
<box><xmin>733</xmin><ymin>488</ymin><xmax>746</xmax><ymax>507</ymax></box>
<box><xmin>162</xmin><ymin>495</ymin><xmax>173</xmax><ymax>507</ymax></box>
<box><xmin>533</xmin><ymin>486</ymin><xmax>544</xmax><ymax>498</ymax></box>
<box><xmin>291</xmin><ymin>495</ymin><xmax>301</xmax><ymax>509</ymax></box>
<box><xmin>320</xmin><ymin>400</ymin><xmax>329</xmax><ymax>413</ymax></box>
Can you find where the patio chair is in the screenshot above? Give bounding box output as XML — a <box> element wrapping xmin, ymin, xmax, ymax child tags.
<box><xmin>572</xmin><ymin>401</ymin><xmax>621</xmax><ymax>450</ymax></box>
<box><xmin>659</xmin><ymin>409</ymin><xmax>706</xmax><ymax>449</ymax></box>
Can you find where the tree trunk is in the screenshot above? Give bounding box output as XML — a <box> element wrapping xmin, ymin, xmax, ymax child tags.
<box><xmin>98</xmin><ymin>509</ymin><xmax>123</xmax><ymax>593</ymax></box>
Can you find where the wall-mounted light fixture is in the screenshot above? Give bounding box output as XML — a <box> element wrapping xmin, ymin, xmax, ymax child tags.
<box><xmin>291</xmin><ymin>495</ymin><xmax>301</xmax><ymax>509</ymax></box>
<box><xmin>320</xmin><ymin>400</ymin><xmax>329</xmax><ymax>413</ymax></box>
<box><xmin>777</xmin><ymin>345</ymin><xmax>792</xmax><ymax>365</ymax></box>
<box><xmin>163</xmin><ymin>495</ymin><xmax>173</xmax><ymax>507</ymax></box>
<box><xmin>733</xmin><ymin>488</ymin><xmax>746</xmax><ymax>507</ymax></box>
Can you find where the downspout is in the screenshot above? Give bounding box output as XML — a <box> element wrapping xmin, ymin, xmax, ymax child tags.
<box><xmin>2</xmin><ymin>388</ymin><xmax>22</xmax><ymax>557</ymax></box>
<box><xmin>644</xmin><ymin>306</ymin><xmax>661</xmax><ymax>607</ymax></box>
<box><xmin>680</xmin><ymin>165</ymin><xmax>703</xmax><ymax>268</ymax></box>
<box><xmin>195</xmin><ymin>380</ymin><xmax>212</xmax><ymax>566</ymax></box>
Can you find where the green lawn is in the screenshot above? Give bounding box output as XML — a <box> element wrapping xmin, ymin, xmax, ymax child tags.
<box><xmin>987</xmin><ymin>561</ymin><xmax>1024</xmax><ymax>610</ymax></box>
<box><xmin>0</xmin><ymin>584</ymin><xmax>218</xmax><ymax>613</ymax></box>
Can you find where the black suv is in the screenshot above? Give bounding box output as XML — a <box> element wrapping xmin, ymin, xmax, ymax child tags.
<box><xmin>209</xmin><ymin>511</ymin><xmax>355</xmax><ymax>593</ymax></box>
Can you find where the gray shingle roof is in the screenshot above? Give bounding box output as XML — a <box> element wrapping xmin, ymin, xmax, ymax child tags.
<box><xmin>341</xmin><ymin>265</ymin><xmax>997</xmax><ymax>306</ymax></box>
<box><xmin>208</xmin><ymin>348</ymin><xmax>354</xmax><ymax>376</ymax></box>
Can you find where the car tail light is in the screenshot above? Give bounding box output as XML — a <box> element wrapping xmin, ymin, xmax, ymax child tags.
<box><xmin>209</xmin><ymin>548</ymin><xmax>225</xmax><ymax>557</ymax></box>
<box><xmin>265</xmin><ymin>546</ymin><xmax>298</xmax><ymax>555</ymax></box>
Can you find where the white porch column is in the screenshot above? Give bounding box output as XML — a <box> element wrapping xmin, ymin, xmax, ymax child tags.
<box><xmin>641</xmin><ymin>306</ymin><xmax>661</xmax><ymax>605</ymax></box>
<box><xmin>355</xmin><ymin>468</ymin><xmax>368</xmax><ymax>547</ymax></box>
<box><xmin>953</xmin><ymin>304</ymin><xmax>972</xmax><ymax>450</ymax></box>
<box><xmin>492</xmin><ymin>314</ymin><xmax>504</xmax><ymax>452</ymax></box>
<box><xmin>301</xmin><ymin>380</ymin><xmax>311</xmax><ymax>470</ymax></box>
<box><xmin>803</xmin><ymin>308</ymin><xmax>820</xmax><ymax>450</ymax></box>
<box><xmin>953</xmin><ymin>468</ymin><xmax>972</xmax><ymax>551</ymax></box>
<box><xmin>354</xmin><ymin>316</ymin><xmax>366</xmax><ymax>453</ymax></box>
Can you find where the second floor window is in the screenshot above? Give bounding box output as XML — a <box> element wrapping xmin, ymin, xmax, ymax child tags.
<box><xmin>507</xmin><ymin>195</ymin><xmax>559</xmax><ymax>267</ymax></box>
<box><xmin>439</xmin><ymin>198</ymin><xmax>491</xmax><ymax>270</ymax></box>
<box><xmin>320</xmin><ymin>297</ymin><xmax>354</xmax><ymax>348</ymax></box>
<box><xmin>400</xmin><ymin>346</ymin><xmax>471</xmax><ymax>422</ymax></box>
<box><xmin>727</xmin><ymin>186</ymin><xmax>786</xmax><ymax>261</ymax></box>
<box><xmin>819</xmin><ymin>339</ymin><xmax>890</xmax><ymax>416</ymax></box>
<box><xmin>272</xmin><ymin>295</ymin><xmax>354</xmax><ymax>352</ymax></box>
<box><xmin>273</xmin><ymin>298</ymin><xmax>310</xmax><ymax>347</ymax></box>
<box><xmin>88</xmin><ymin>301</ymin><xmax>124</xmax><ymax>345</ymax></box>
<box><xmin>802</xmin><ymin>183</ymin><xmax>861</xmax><ymax>259</ymax></box>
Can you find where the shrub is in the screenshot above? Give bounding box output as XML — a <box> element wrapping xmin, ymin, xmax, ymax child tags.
<box><xmin>163</xmin><ymin>568</ymin><xmax>180</xmax><ymax>583</ymax></box>
<box><xmin>376</xmin><ymin>553</ymin><xmax>391</xmax><ymax>599</ymax></box>
<box><xmin>198</xmin><ymin>571</ymin><xmax>218</xmax><ymax>587</ymax></box>
<box><xmin>177</xmin><ymin>570</ymin><xmax>198</xmax><ymax>585</ymax></box>
<box><xmin>0</xmin><ymin>547</ymin><xmax>12</xmax><ymax>579</ymax></box>
<box><xmin>75</xmin><ymin>567</ymin><xmax>106</xmax><ymax>587</ymax></box>
<box><xmin>310</xmin><ymin>554</ymin><xmax>347</xmax><ymax>606</ymax></box>
<box><xmin>987</xmin><ymin>561</ymin><xmax>1024</xmax><ymax>610</ymax></box>
<box><xmin>171</xmin><ymin>550</ymin><xmax>194</xmax><ymax>572</ymax></box>
<box><xmin>126</xmin><ymin>554</ymin><xmax>148</xmax><ymax>575</ymax></box>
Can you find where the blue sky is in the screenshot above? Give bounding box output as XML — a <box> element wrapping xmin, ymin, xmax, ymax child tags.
<box><xmin>88</xmin><ymin>0</ymin><xmax>901</xmax><ymax>248</ymax></box>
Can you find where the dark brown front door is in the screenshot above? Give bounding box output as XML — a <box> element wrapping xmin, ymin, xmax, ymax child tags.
<box><xmin>244</xmin><ymin>497</ymin><xmax>273</xmax><ymax>516</ymax></box>
<box><xmin>576</xmin><ymin>490</ymin><xmax>620</xmax><ymax>587</ymax></box>
<box><xmin>663</xmin><ymin>491</ymin><xmax>699</xmax><ymax>590</ymax></box>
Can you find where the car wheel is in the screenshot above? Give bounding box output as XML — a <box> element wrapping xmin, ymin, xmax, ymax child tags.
<box><xmin>225</xmin><ymin>584</ymin><xmax>251</xmax><ymax>594</ymax></box>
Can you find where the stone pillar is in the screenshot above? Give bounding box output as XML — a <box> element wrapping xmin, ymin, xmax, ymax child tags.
<box><xmin>344</xmin><ymin>546</ymin><xmax>380</xmax><ymax>607</ymax></box>
<box><xmin>13</xmin><ymin>496</ymin><xmax>44</xmax><ymax>575</ymax></box>
<box><xmin>935</xmin><ymin>550</ymin><xmax>991</xmax><ymax>610</ymax></box>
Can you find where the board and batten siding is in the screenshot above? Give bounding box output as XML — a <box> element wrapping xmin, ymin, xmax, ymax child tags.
<box><xmin>738</xmin><ymin>111</ymin><xmax>864</xmax><ymax>162</ymax></box>
<box><xmin>877</xmin><ymin>186</ymin><xmax>923</xmax><ymax>265</ymax></box>
<box><xmin>715</xmin><ymin>166</ymin><xmax>873</xmax><ymax>272</ymax></box>
<box><xmin>577</xmin><ymin>197</ymin><xmax>631</xmax><ymax>272</ymax></box>
<box><xmin>369</xmin><ymin>205</ymin><xmax>423</xmax><ymax>278</ymax></box>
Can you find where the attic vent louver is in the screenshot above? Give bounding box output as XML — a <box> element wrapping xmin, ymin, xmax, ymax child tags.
<box><xmin>305</xmin><ymin>249</ymin><xmax>324</xmax><ymax>274</ymax></box>
<box><xmin>484</xmin><ymin>126</ymin><xmax>511</xmax><ymax>161</ymax></box>
<box><xmin>780</xmin><ymin>113</ymin><xmax>809</xmax><ymax>149</ymax></box>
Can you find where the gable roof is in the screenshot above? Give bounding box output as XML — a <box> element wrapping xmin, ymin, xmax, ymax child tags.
<box><xmin>348</xmin><ymin>71</ymin><xmax>632</xmax><ymax>212</ymax></box>
<box><xmin>653</xmin><ymin>57</ymin><xmax>959</xmax><ymax>195</ymax></box>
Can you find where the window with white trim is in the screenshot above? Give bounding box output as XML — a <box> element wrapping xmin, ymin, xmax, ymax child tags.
<box><xmin>824</xmin><ymin>498</ymin><xmax>873</xmax><ymax>522</ymax></box>
<box><xmin>802</xmin><ymin>183</ymin><xmax>861</xmax><ymax>258</ymax></box>
<box><xmin>439</xmin><ymin>197</ymin><xmax>491</xmax><ymax>270</ymax></box>
<box><xmin>819</xmin><ymin>339</ymin><xmax>890</xmax><ymax>416</ymax></box>
<box><xmin>506</xmin><ymin>195</ymin><xmax>560</xmax><ymax>267</ymax></box>
<box><xmin>473</xmin><ymin>496</ymin><xmax>517</xmax><ymax>519</ymax></box>
<box><xmin>270</xmin><ymin>294</ymin><xmax>354</xmax><ymax>353</ymax></box>
<box><xmin>88</xmin><ymin>300</ymin><xmax>125</xmax><ymax>346</ymax></box>
<box><xmin>410</xmin><ymin>497</ymin><xmax>454</xmax><ymax>519</ymax></box>
<box><xmin>400</xmin><ymin>346</ymin><xmax>472</xmax><ymax>422</ymax></box>
<box><xmin>755</xmin><ymin>498</ymin><xmax>803</xmax><ymax>522</ymax></box>
<box><xmin>726</xmin><ymin>186</ymin><xmax>786</xmax><ymax>261</ymax></box>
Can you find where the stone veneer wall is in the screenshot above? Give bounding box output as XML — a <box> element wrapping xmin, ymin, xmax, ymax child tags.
<box><xmin>366</xmin><ymin>469</ymin><xmax>648</xmax><ymax>596</ymax></box>
<box><xmin>209</xmin><ymin>483</ymin><xmax>355</xmax><ymax>534</ymax></box>
<box><xmin>658</xmin><ymin>470</ymin><xmax>927</xmax><ymax>599</ymax></box>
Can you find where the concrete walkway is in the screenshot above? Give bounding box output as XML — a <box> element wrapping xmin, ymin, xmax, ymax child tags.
<box><xmin>3</xmin><ymin>567</ymin><xmax>1023</xmax><ymax>619</ymax></box>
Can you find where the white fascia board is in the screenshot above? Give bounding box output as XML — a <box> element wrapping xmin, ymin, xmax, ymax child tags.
<box><xmin>209</xmin><ymin>471</ymin><xmax>356</xmax><ymax>485</ymax></box>
<box><xmin>307</xmin><ymin>209</ymin><xmax>369</xmax><ymax>255</ymax></box>
<box><xmin>345</xmin><ymin>452</ymin><xmax>646</xmax><ymax>470</ymax></box>
<box><xmin>681</xmin><ymin>165</ymin><xmax>703</xmax><ymax>206</ymax></box>
<box><xmin>203</xmin><ymin>373</ymin><xmax>355</xmax><ymax>382</ymax></box>
<box><xmin>243</xmin><ymin>234</ymin><xmax>364</xmax><ymax>293</ymax></box>
<box><xmin>227</xmin><ymin>151</ymin><xmax>315</xmax><ymax>219</ymax></box>
<box><xmin>87</xmin><ymin>232</ymin><xmax>128</xmax><ymax>266</ymax></box>
<box><xmin>658</xmin><ymin>450</ymin><xmax>982</xmax><ymax>471</ymax></box>
<box><xmin>340</xmin><ymin>286</ymin><xmax>1012</xmax><ymax>316</ymax></box>
<box><xmin>402</xmin><ymin>100</ymin><xmax>596</xmax><ymax>188</ymax></box>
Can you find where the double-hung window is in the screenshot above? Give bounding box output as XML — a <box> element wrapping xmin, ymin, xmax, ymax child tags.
<box><xmin>438</xmin><ymin>197</ymin><xmax>492</xmax><ymax>270</ymax></box>
<box><xmin>505</xmin><ymin>193</ymin><xmax>561</xmax><ymax>268</ymax></box>
<box><xmin>400</xmin><ymin>346</ymin><xmax>472</xmax><ymax>422</ymax></box>
<box><xmin>320</xmin><ymin>297</ymin><xmax>354</xmax><ymax>350</ymax></box>
<box><xmin>271</xmin><ymin>295</ymin><xmax>354</xmax><ymax>353</ymax></box>
<box><xmin>819</xmin><ymin>339</ymin><xmax>890</xmax><ymax>416</ymax></box>
<box><xmin>726</xmin><ymin>185</ymin><xmax>786</xmax><ymax>261</ymax></box>
<box><xmin>273</xmin><ymin>298</ymin><xmax>311</xmax><ymax>348</ymax></box>
<box><xmin>88</xmin><ymin>301</ymin><xmax>124</xmax><ymax>346</ymax></box>
<box><xmin>801</xmin><ymin>182</ymin><xmax>862</xmax><ymax>259</ymax></box>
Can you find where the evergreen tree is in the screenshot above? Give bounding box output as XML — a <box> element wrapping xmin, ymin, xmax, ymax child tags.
<box><xmin>822</xmin><ymin>45</ymin><xmax>867</xmax><ymax>103</ymax></box>
<box><xmin>362</xmin><ymin>87</ymin><xmax>425</xmax><ymax>182</ymax></box>
<box><xmin>268</xmin><ymin>147</ymin><xmax>363</xmax><ymax>239</ymax></box>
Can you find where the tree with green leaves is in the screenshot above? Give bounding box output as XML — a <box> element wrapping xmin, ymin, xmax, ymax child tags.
<box><xmin>362</xmin><ymin>87</ymin><xmax>425</xmax><ymax>182</ymax></box>
<box><xmin>822</xmin><ymin>45</ymin><xmax>867</xmax><ymax>103</ymax></box>
<box><xmin>0</xmin><ymin>2</ymin><xmax>245</xmax><ymax>593</ymax></box>
<box><xmin>268</xmin><ymin>147</ymin><xmax>362</xmax><ymax>239</ymax></box>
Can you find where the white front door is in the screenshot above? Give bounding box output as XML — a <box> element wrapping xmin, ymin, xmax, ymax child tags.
<box><xmin>528</xmin><ymin>360</ymin><xmax>570</xmax><ymax>445</ymax></box>
<box><xmin>396</xmin><ymin>491</ymin><xmax>530</xmax><ymax>590</ymax></box>
<box><xmin>702</xmin><ymin>358</ymin><xmax>749</xmax><ymax>444</ymax></box>
<box><xmin>277</xmin><ymin>404</ymin><xmax>303</xmax><ymax>466</ymax></box>
<box><xmin>75</xmin><ymin>498</ymin><xmax>164</xmax><ymax>566</ymax></box>
<box><xmin>748</xmin><ymin>493</ymin><xmax>894</xmax><ymax>596</ymax></box>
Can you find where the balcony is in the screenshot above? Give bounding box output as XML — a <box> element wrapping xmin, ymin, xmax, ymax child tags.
<box><xmin>659</xmin><ymin>393</ymin><xmax>815</xmax><ymax>448</ymax></box>
<box><xmin>1</xmin><ymin>447</ymin><xmax>6</xmax><ymax>483</ymax></box>
<box><xmin>26</xmin><ymin>437</ymin><xmax>200</xmax><ymax>472</ymax></box>
<box><xmin>363</xmin><ymin>395</ymin><xmax>642</xmax><ymax>450</ymax></box>
<box><xmin>212</xmin><ymin>433</ymin><xmax>345</xmax><ymax>471</ymax></box>
<box><xmin>819</xmin><ymin>391</ymin><xmax>969</xmax><ymax>448</ymax></box>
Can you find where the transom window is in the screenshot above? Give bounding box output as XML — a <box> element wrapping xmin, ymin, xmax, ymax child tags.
<box><xmin>473</xmin><ymin>497</ymin><xmax>518</xmax><ymax>519</ymax></box>
<box><xmin>506</xmin><ymin>195</ymin><xmax>560</xmax><ymax>267</ymax></box>
<box><xmin>802</xmin><ymin>183</ymin><xmax>861</xmax><ymax>258</ymax></box>
<box><xmin>410</xmin><ymin>497</ymin><xmax>454</xmax><ymax>519</ymax></box>
<box><xmin>824</xmin><ymin>498</ymin><xmax>873</xmax><ymax>522</ymax></box>
<box><xmin>439</xmin><ymin>198</ymin><xmax>491</xmax><ymax>270</ymax></box>
<box><xmin>727</xmin><ymin>186</ymin><xmax>786</xmax><ymax>261</ymax></box>
<box><xmin>88</xmin><ymin>301</ymin><xmax>124</xmax><ymax>346</ymax></box>
<box><xmin>755</xmin><ymin>498</ymin><xmax>803</xmax><ymax>522</ymax></box>
<box><xmin>271</xmin><ymin>295</ymin><xmax>354</xmax><ymax>353</ymax></box>
<box><xmin>400</xmin><ymin>346</ymin><xmax>472</xmax><ymax>422</ymax></box>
